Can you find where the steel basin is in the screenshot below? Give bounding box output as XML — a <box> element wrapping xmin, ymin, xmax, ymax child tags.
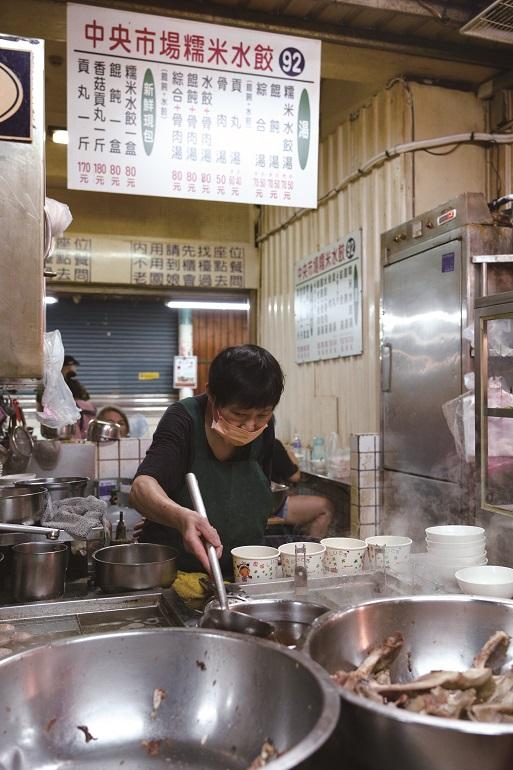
<box><xmin>225</xmin><ymin>598</ymin><xmax>330</xmax><ymax>648</ymax></box>
<box><xmin>0</xmin><ymin>628</ymin><xmax>340</xmax><ymax>769</ymax></box>
<box><xmin>93</xmin><ymin>543</ymin><xmax>178</xmax><ymax>592</ymax></box>
<box><xmin>0</xmin><ymin>486</ymin><xmax>47</xmax><ymax>523</ymax></box>
<box><xmin>15</xmin><ymin>476</ymin><xmax>89</xmax><ymax>501</ymax></box>
<box><xmin>304</xmin><ymin>595</ymin><xmax>513</xmax><ymax>770</ymax></box>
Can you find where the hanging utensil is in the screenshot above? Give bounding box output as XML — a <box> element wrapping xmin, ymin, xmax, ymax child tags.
<box><xmin>185</xmin><ymin>472</ymin><xmax>274</xmax><ymax>638</ymax></box>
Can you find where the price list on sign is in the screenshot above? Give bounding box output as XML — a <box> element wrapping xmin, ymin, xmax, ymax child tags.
<box><xmin>67</xmin><ymin>4</ymin><xmax>321</xmax><ymax>207</ymax></box>
<box><xmin>295</xmin><ymin>231</ymin><xmax>363</xmax><ymax>363</ymax></box>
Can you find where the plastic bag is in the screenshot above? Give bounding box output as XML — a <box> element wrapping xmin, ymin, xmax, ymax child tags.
<box><xmin>442</xmin><ymin>377</ymin><xmax>513</xmax><ymax>461</ymax></box>
<box><xmin>36</xmin><ymin>330</ymin><xmax>81</xmax><ymax>428</ymax></box>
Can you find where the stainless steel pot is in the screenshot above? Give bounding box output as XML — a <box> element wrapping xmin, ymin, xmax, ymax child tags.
<box><xmin>93</xmin><ymin>543</ymin><xmax>178</xmax><ymax>592</ymax></box>
<box><xmin>0</xmin><ymin>486</ymin><xmax>47</xmax><ymax>523</ymax></box>
<box><xmin>15</xmin><ymin>476</ymin><xmax>89</xmax><ymax>500</ymax></box>
<box><xmin>304</xmin><ymin>595</ymin><xmax>513</xmax><ymax>770</ymax></box>
<box><xmin>212</xmin><ymin>598</ymin><xmax>330</xmax><ymax>648</ymax></box>
<box><xmin>0</xmin><ymin>628</ymin><xmax>340</xmax><ymax>769</ymax></box>
<box><xmin>87</xmin><ymin>419</ymin><xmax>121</xmax><ymax>442</ymax></box>
<box><xmin>12</xmin><ymin>541</ymin><xmax>68</xmax><ymax>602</ymax></box>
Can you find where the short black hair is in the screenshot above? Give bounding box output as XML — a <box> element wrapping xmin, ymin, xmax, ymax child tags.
<box><xmin>208</xmin><ymin>345</ymin><xmax>284</xmax><ymax>409</ymax></box>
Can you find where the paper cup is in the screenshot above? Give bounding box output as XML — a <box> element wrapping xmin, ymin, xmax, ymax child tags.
<box><xmin>278</xmin><ymin>542</ymin><xmax>326</xmax><ymax>578</ymax></box>
<box><xmin>365</xmin><ymin>536</ymin><xmax>412</xmax><ymax>570</ymax></box>
<box><xmin>231</xmin><ymin>545</ymin><xmax>280</xmax><ymax>583</ymax></box>
<box><xmin>320</xmin><ymin>537</ymin><xmax>367</xmax><ymax>576</ymax></box>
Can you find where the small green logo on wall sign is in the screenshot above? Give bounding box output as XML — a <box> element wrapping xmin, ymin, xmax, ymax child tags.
<box><xmin>142</xmin><ymin>69</ymin><xmax>156</xmax><ymax>156</ymax></box>
<box><xmin>297</xmin><ymin>89</ymin><xmax>311</xmax><ymax>170</ymax></box>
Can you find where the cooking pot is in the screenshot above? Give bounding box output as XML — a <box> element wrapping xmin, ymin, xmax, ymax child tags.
<box><xmin>0</xmin><ymin>486</ymin><xmax>47</xmax><ymax>523</ymax></box>
<box><xmin>271</xmin><ymin>481</ymin><xmax>289</xmax><ymax>513</ymax></box>
<box><xmin>15</xmin><ymin>476</ymin><xmax>89</xmax><ymax>501</ymax></box>
<box><xmin>305</xmin><ymin>595</ymin><xmax>513</xmax><ymax>770</ymax></box>
<box><xmin>93</xmin><ymin>543</ymin><xmax>178</xmax><ymax>592</ymax></box>
<box><xmin>211</xmin><ymin>598</ymin><xmax>330</xmax><ymax>648</ymax></box>
<box><xmin>0</xmin><ymin>628</ymin><xmax>339</xmax><ymax>769</ymax></box>
<box><xmin>87</xmin><ymin>419</ymin><xmax>121</xmax><ymax>442</ymax></box>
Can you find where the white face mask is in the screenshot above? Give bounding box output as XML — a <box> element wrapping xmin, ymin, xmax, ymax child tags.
<box><xmin>211</xmin><ymin>407</ymin><xmax>269</xmax><ymax>446</ymax></box>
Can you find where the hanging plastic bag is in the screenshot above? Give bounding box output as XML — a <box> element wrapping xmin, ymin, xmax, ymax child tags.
<box><xmin>36</xmin><ymin>330</ymin><xmax>81</xmax><ymax>429</ymax></box>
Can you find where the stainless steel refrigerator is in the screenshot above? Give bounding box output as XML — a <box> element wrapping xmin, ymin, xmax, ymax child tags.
<box><xmin>0</xmin><ymin>34</ymin><xmax>45</xmax><ymax>385</ymax></box>
<box><xmin>380</xmin><ymin>192</ymin><xmax>513</xmax><ymax>539</ymax></box>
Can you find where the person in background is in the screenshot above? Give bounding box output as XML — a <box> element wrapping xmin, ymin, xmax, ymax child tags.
<box><xmin>129</xmin><ymin>345</ymin><xmax>284</xmax><ymax>575</ymax></box>
<box><xmin>269</xmin><ymin>438</ymin><xmax>334</xmax><ymax>540</ymax></box>
<box><xmin>60</xmin><ymin>355</ymin><xmax>96</xmax><ymax>438</ymax></box>
<box><xmin>96</xmin><ymin>405</ymin><xmax>130</xmax><ymax>437</ymax></box>
<box><xmin>61</xmin><ymin>355</ymin><xmax>90</xmax><ymax>401</ymax></box>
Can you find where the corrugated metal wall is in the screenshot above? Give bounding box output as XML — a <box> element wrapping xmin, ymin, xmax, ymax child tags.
<box><xmin>259</xmin><ymin>82</ymin><xmax>414</xmax><ymax>446</ymax></box>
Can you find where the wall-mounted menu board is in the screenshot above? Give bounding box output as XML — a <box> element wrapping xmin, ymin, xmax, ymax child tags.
<box><xmin>295</xmin><ymin>230</ymin><xmax>363</xmax><ymax>363</ymax></box>
<box><xmin>67</xmin><ymin>3</ymin><xmax>321</xmax><ymax>208</ymax></box>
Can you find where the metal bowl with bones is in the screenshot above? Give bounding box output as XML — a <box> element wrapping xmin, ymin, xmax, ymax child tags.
<box><xmin>305</xmin><ymin>595</ymin><xmax>513</xmax><ymax>770</ymax></box>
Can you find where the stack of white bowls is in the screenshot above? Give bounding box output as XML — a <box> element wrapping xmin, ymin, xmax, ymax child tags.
<box><xmin>425</xmin><ymin>525</ymin><xmax>487</xmax><ymax>572</ymax></box>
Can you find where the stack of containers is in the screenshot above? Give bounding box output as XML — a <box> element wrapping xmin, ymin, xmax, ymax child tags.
<box><xmin>425</xmin><ymin>525</ymin><xmax>487</xmax><ymax>571</ymax></box>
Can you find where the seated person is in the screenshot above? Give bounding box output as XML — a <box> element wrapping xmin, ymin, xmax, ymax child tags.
<box><xmin>270</xmin><ymin>438</ymin><xmax>333</xmax><ymax>540</ymax></box>
<box><xmin>96</xmin><ymin>405</ymin><xmax>130</xmax><ymax>437</ymax></box>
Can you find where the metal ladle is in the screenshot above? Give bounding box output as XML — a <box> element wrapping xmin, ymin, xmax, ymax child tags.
<box><xmin>186</xmin><ymin>472</ymin><xmax>274</xmax><ymax>638</ymax></box>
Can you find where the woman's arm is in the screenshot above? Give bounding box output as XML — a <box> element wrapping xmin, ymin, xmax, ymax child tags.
<box><xmin>129</xmin><ymin>475</ymin><xmax>221</xmax><ymax>573</ymax></box>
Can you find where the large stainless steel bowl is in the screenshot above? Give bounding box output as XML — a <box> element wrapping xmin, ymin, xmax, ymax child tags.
<box><xmin>15</xmin><ymin>476</ymin><xmax>89</xmax><ymax>500</ymax></box>
<box><xmin>93</xmin><ymin>543</ymin><xmax>178</xmax><ymax>592</ymax></box>
<box><xmin>0</xmin><ymin>628</ymin><xmax>340</xmax><ymax>769</ymax></box>
<box><xmin>305</xmin><ymin>595</ymin><xmax>513</xmax><ymax>770</ymax></box>
<box><xmin>0</xmin><ymin>486</ymin><xmax>47</xmax><ymax>523</ymax></box>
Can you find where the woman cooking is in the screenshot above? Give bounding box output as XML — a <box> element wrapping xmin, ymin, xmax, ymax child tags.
<box><xmin>129</xmin><ymin>344</ymin><xmax>284</xmax><ymax>576</ymax></box>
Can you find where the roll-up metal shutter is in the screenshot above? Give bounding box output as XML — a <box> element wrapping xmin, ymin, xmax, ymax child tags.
<box><xmin>45</xmin><ymin>297</ymin><xmax>178</xmax><ymax>395</ymax></box>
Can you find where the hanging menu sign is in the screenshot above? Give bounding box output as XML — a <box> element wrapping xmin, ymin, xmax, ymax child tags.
<box><xmin>67</xmin><ymin>4</ymin><xmax>321</xmax><ymax>207</ymax></box>
<box><xmin>46</xmin><ymin>233</ymin><xmax>256</xmax><ymax>288</ymax></box>
<box><xmin>295</xmin><ymin>231</ymin><xmax>363</xmax><ymax>363</ymax></box>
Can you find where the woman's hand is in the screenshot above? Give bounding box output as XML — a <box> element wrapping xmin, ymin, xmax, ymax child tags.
<box><xmin>176</xmin><ymin>508</ymin><xmax>223</xmax><ymax>574</ymax></box>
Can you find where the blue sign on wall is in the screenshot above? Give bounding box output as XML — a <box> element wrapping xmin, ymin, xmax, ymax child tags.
<box><xmin>0</xmin><ymin>48</ymin><xmax>31</xmax><ymax>142</ymax></box>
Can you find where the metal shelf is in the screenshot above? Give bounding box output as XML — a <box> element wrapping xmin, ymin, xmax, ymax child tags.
<box><xmin>486</xmin><ymin>408</ymin><xmax>513</xmax><ymax>418</ymax></box>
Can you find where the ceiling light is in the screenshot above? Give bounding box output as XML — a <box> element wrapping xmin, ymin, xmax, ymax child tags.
<box><xmin>166</xmin><ymin>300</ymin><xmax>249</xmax><ymax>311</ymax></box>
<box><xmin>44</xmin><ymin>296</ymin><xmax>59</xmax><ymax>305</ymax></box>
<box><xmin>49</xmin><ymin>128</ymin><xmax>68</xmax><ymax>145</ymax></box>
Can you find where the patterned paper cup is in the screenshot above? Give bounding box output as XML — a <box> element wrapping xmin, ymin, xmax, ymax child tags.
<box><xmin>365</xmin><ymin>536</ymin><xmax>412</xmax><ymax>570</ymax></box>
<box><xmin>278</xmin><ymin>542</ymin><xmax>326</xmax><ymax>578</ymax></box>
<box><xmin>231</xmin><ymin>545</ymin><xmax>280</xmax><ymax>584</ymax></box>
<box><xmin>320</xmin><ymin>537</ymin><xmax>367</xmax><ymax>576</ymax></box>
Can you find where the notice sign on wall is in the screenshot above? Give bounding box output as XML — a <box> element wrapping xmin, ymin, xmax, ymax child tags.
<box><xmin>173</xmin><ymin>355</ymin><xmax>197</xmax><ymax>388</ymax></box>
<box><xmin>295</xmin><ymin>231</ymin><xmax>363</xmax><ymax>363</ymax></box>
<box><xmin>46</xmin><ymin>233</ymin><xmax>255</xmax><ymax>288</ymax></box>
<box><xmin>67</xmin><ymin>4</ymin><xmax>321</xmax><ymax>207</ymax></box>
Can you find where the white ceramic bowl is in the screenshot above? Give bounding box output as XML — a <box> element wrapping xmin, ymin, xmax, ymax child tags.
<box><xmin>429</xmin><ymin>551</ymin><xmax>487</xmax><ymax>569</ymax></box>
<box><xmin>365</xmin><ymin>536</ymin><xmax>412</xmax><ymax>570</ymax></box>
<box><xmin>425</xmin><ymin>525</ymin><xmax>485</xmax><ymax>544</ymax></box>
<box><xmin>426</xmin><ymin>537</ymin><xmax>485</xmax><ymax>551</ymax></box>
<box><xmin>231</xmin><ymin>545</ymin><xmax>280</xmax><ymax>584</ymax></box>
<box><xmin>426</xmin><ymin>541</ymin><xmax>486</xmax><ymax>558</ymax></box>
<box><xmin>278</xmin><ymin>541</ymin><xmax>326</xmax><ymax>578</ymax></box>
<box><xmin>320</xmin><ymin>537</ymin><xmax>367</xmax><ymax>576</ymax></box>
<box><xmin>455</xmin><ymin>565</ymin><xmax>513</xmax><ymax>598</ymax></box>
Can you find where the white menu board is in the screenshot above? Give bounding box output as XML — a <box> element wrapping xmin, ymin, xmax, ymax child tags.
<box><xmin>295</xmin><ymin>231</ymin><xmax>363</xmax><ymax>363</ymax></box>
<box><xmin>67</xmin><ymin>4</ymin><xmax>321</xmax><ymax>208</ymax></box>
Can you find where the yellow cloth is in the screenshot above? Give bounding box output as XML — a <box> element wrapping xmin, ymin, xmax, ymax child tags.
<box><xmin>173</xmin><ymin>571</ymin><xmax>209</xmax><ymax>601</ymax></box>
<box><xmin>172</xmin><ymin>570</ymin><xmax>232</xmax><ymax>601</ymax></box>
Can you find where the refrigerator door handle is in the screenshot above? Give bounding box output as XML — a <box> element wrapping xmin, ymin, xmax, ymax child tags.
<box><xmin>381</xmin><ymin>343</ymin><xmax>392</xmax><ymax>392</ymax></box>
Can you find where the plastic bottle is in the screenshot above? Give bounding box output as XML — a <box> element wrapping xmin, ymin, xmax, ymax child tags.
<box><xmin>291</xmin><ymin>432</ymin><xmax>305</xmax><ymax>468</ymax></box>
